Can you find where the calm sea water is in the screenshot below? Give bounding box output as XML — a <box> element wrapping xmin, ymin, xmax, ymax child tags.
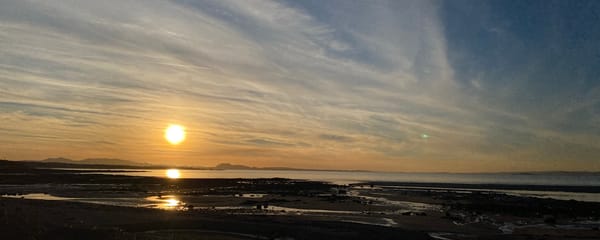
<box><xmin>95</xmin><ymin>169</ymin><xmax>600</xmax><ymax>186</ymax></box>
<box><xmin>91</xmin><ymin>169</ymin><xmax>600</xmax><ymax>202</ymax></box>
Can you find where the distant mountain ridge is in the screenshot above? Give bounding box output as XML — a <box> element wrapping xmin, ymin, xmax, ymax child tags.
<box><xmin>11</xmin><ymin>158</ymin><xmax>595</xmax><ymax>174</ymax></box>
<box><xmin>37</xmin><ymin>158</ymin><xmax>368</xmax><ymax>172</ymax></box>
<box><xmin>213</xmin><ymin>163</ymin><xmax>364</xmax><ymax>172</ymax></box>
<box><xmin>214</xmin><ymin>163</ymin><xmax>254</xmax><ymax>170</ymax></box>
<box><xmin>213</xmin><ymin>163</ymin><xmax>302</xmax><ymax>170</ymax></box>
<box><xmin>41</xmin><ymin>157</ymin><xmax>149</xmax><ymax>166</ymax></box>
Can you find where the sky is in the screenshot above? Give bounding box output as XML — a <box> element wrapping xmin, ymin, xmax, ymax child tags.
<box><xmin>1</xmin><ymin>0</ymin><xmax>599</xmax><ymax>172</ymax></box>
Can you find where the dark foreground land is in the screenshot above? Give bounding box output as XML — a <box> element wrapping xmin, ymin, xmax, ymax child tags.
<box><xmin>0</xmin><ymin>198</ymin><xmax>432</xmax><ymax>240</ymax></box>
<box><xmin>1</xmin><ymin>160</ymin><xmax>599</xmax><ymax>240</ymax></box>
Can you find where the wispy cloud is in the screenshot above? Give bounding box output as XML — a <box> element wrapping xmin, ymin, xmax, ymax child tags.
<box><xmin>0</xmin><ymin>0</ymin><xmax>598</xmax><ymax>171</ymax></box>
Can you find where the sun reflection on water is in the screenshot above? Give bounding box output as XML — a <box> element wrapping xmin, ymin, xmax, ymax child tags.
<box><xmin>144</xmin><ymin>195</ymin><xmax>185</xmax><ymax>210</ymax></box>
<box><xmin>166</xmin><ymin>169</ymin><xmax>181</xmax><ymax>179</ymax></box>
<box><xmin>165</xmin><ymin>198</ymin><xmax>179</xmax><ymax>207</ymax></box>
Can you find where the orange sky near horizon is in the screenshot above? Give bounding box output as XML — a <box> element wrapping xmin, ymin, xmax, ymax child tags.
<box><xmin>1</xmin><ymin>0</ymin><xmax>600</xmax><ymax>172</ymax></box>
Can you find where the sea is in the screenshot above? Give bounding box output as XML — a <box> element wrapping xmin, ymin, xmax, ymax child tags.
<box><xmin>54</xmin><ymin>168</ymin><xmax>600</xmax><ymax>202</ymax></box>
<box><xmin>99</xmin><ymin>169</ymin><xmax>600</xmax><ymax>187</ymax></box>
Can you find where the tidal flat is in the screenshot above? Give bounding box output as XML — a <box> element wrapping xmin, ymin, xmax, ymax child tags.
<box><xmin>1</xmin><ymin>161</ymin><xmax>599</xmax><ymax>240</ymax></box>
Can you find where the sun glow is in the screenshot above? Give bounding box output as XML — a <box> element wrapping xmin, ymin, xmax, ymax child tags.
<box><xmin>166</xmin><ymin>169</ymin><xmax>181</xmax><ymax>179</ymax></box>
<box><xmin>165</xmin><ymin>124</ymin><xmax>185</xmax><ymax>145</ymax></box>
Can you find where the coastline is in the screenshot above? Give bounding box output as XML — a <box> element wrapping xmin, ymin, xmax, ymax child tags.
<box><xmin>1</xmin><ymin>161</ymin><xmax>599</xmax><ymax>239</ymax></box>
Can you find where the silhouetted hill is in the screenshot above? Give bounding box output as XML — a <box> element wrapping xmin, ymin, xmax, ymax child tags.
<box><xmin>212</xmin><ymin>163</ymin><xmax>364</xmax><ymax>172</ymax></box>
<box><xmin>41</xmin><ymin>157</ymin><xmax>148</xmax><ymax>166</ymax></box>
<box><xmin>214</xmin><ymin>163</ymin><xmax>254</xmax><ymax>170</ymax></box>
<box><xmin>214</xmin><ymin>163</ymin><xmax>301</xmax><ymax>170</ymax></box>
<box><xmin>30</xmin><ymin>158</ymin><xmax>366</xmax><ymax>172</ymax></box>
<box><xmin>41</xmin><ymin>157</ymin><xmax>78</xmax><ymax>164</ymax></box>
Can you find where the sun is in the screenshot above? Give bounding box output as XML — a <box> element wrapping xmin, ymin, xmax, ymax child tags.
<box><xmin>166</xmin><ymin>169</ymin><xmax>181</xmax><ymax>179</ymax></box>
<box><xmin>165</xmin><ymin>124</ymin><xmax>186</xmax><ymax>145</ymax></box>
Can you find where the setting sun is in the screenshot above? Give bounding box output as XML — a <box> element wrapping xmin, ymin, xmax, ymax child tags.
<box><xmin>165</xmin><ymin>124</ymin><xmax>186</xmax><ymax>145</ymax></box>
<box><xmin>166</xmin><ymin>169</ymin><xmax>181</xmax><ymax>179</ymax></box>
